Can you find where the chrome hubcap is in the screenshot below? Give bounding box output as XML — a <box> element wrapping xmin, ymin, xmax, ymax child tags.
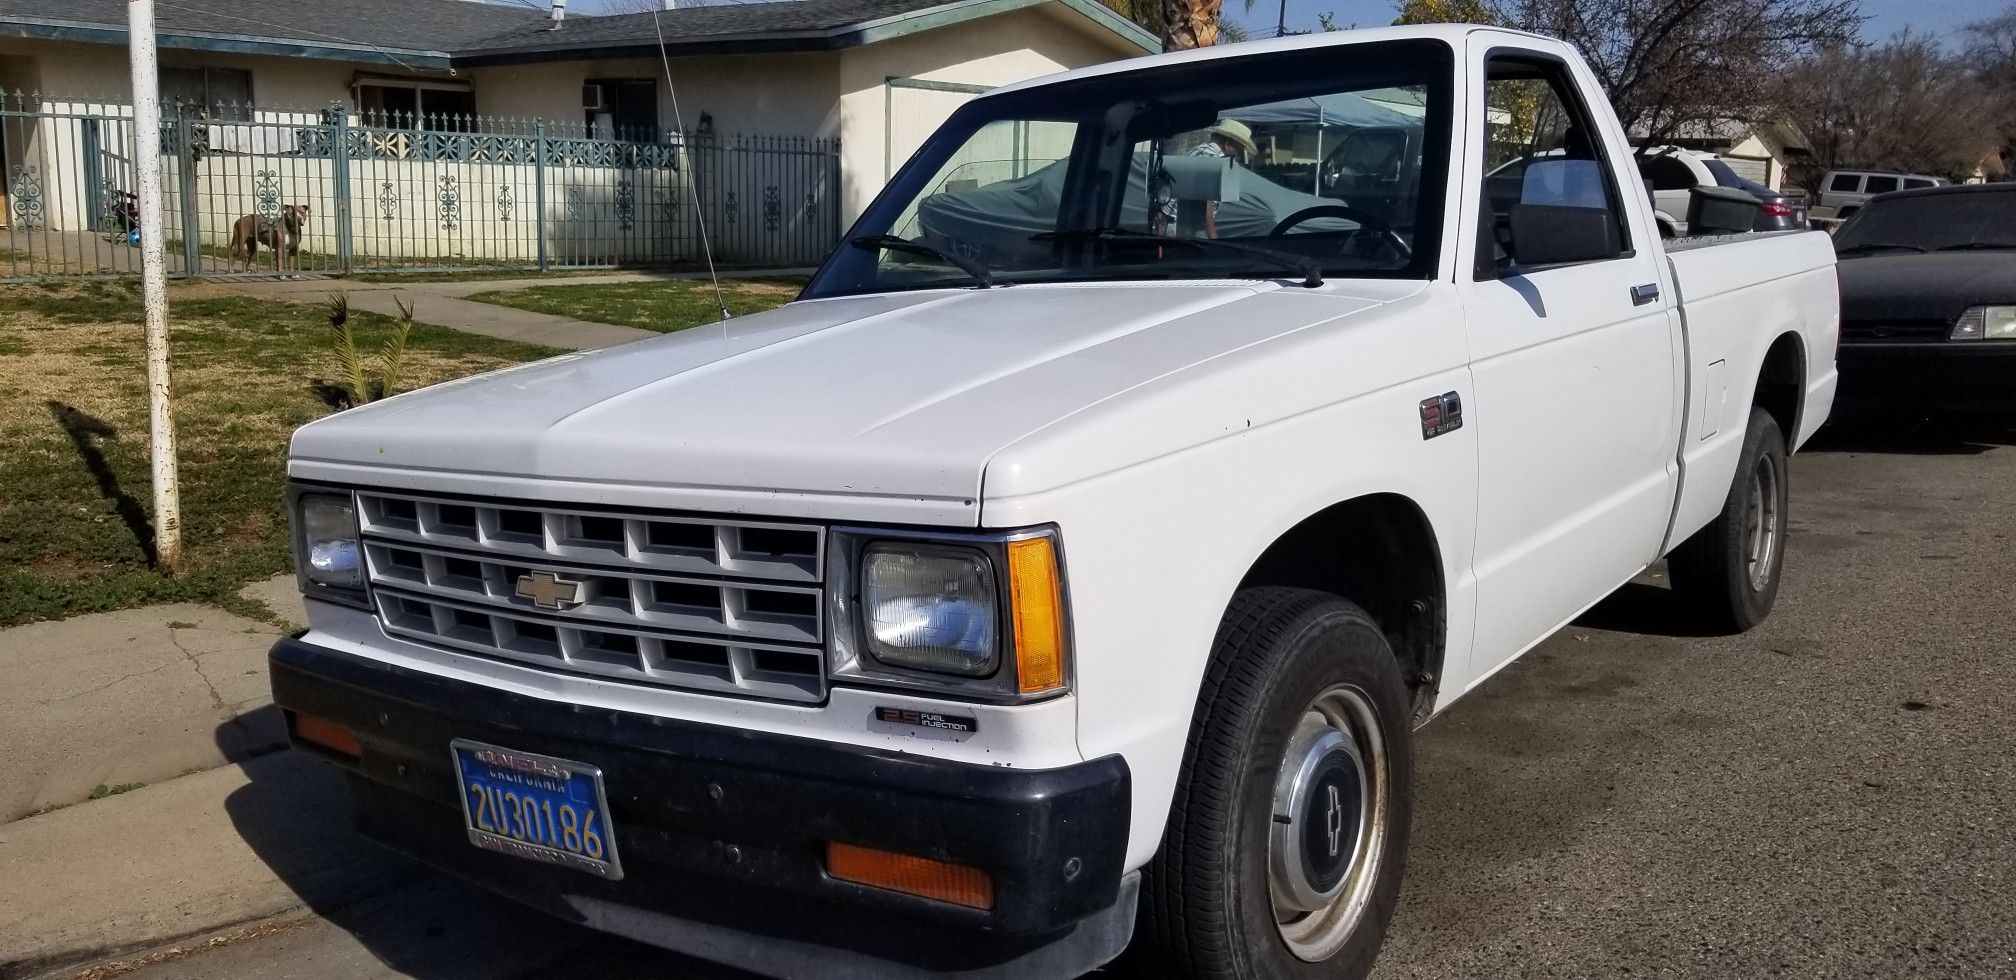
<box><xmin>1267</xmin><ymin>684</ymin><xmax>1388</xmax><ymax>961</ymax></box>
<box><xmin>1744</xmin><ymin>454</ymin><xmax>1782</xmax><ymax>593</ymax></box>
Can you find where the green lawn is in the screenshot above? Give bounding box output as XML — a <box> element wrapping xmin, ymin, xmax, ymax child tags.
<box><xmin>467</xmin><ymin>277</ymin><xmax>806</xmax><ymax>333</ymax></box>
<box><xmin>0</xmin><ymin>281</ymin><xmax>558</xmax><ymax>627</ymax></box>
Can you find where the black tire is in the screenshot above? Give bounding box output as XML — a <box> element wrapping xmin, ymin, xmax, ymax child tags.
<box><xmin>1669</xmin><ymin>405</ymin><xmax>1790</xmax><ymax>633</ymax></box>
<box><xmin>1126</xmin><ymin>587</ymin><xmax>1413</xmax><ymax>980</ymax></box>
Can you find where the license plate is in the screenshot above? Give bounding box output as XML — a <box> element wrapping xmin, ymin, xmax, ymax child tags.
<box><xmin>450</xmin><ymin>739</ymin><xmax>622</xmax><ymax>880</ymax></box>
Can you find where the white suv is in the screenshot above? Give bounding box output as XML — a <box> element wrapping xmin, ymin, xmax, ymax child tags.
<box><xmin>1820</xmin><ymin>169</ymin><xmax>1947</xmax><ymax>218</ymax></box>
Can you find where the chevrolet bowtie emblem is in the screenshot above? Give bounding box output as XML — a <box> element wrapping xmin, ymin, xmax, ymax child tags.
<box><xmin>516</xmin><ymin>570</ymin><xmax>587</xmax><ymax>610</ymax></box>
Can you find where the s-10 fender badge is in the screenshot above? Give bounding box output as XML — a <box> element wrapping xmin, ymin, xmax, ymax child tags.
<box><xmin>1420</xmin><ymin>391</ymin><xmax>1463</xmax><ymax>439</ymax></box>
<box><xmin>875</xmin><ymin>706</ymin><xmax>978</xmax><ymax>734</ymax></box>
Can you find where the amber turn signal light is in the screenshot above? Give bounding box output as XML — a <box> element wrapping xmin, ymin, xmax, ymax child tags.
<box><xmin>826</xmin><ymin>841</ymin><xmax>995</xmax><ymax>910</ymax></box>
<box><xmin>1005</xmin><ymin>535</ymin><xmax>1067</xmax><ymax>694</ymax></box>
<box><xmin>290</xmin><ymin>711</ymin><xmax>362</xmax><ymax>760</ymax></box>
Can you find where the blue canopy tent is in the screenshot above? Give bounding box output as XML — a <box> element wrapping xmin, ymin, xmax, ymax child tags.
<box><xmin>1227</xmin><ymin>92</ymin><xmax>1418</xmax><ymax>130</ymax></box>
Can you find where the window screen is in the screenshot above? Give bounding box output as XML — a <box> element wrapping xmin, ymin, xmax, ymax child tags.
<box><xmin>160</xmin><ymin>67</ymin><xmax>252</xmax><ymax>122</ymax></box>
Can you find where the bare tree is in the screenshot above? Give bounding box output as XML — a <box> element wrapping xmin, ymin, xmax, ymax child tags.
<box><xmin>1780</xmin><ymin>32</ymin><xmax>2007</xmax><ymax>191</ymax></box>
<box><xmin>1502</xmin><ymin>0</ymin><xmax>1863</xmax><ymax>150</ymax></box>
<box><xmin>1963</xmin><ymin>6</ymin><xmax>2016</xmax><ymax>171</ymax></box>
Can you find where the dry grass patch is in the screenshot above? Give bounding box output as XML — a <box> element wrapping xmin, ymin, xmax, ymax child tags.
<box><xmin>0</xmin><ymin>281</ymin><xmax>557</xmax><ymax>627</ymax></box>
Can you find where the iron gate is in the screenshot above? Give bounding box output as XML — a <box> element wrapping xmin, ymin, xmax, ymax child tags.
<box><xmin>0</xmin><ymin>95</ymin><xmax>842</xmax><ymax>280</ymax></box>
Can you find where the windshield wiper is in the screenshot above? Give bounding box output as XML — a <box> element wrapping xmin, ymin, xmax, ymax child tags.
<box><xmin>848</xmin><ymin>234</ymin><xmax>993</xmax><ymax>288</ymax></box>
<box><xmin>1934</xmin><ymin>242</ymin><xmax>2016</xmax><ymax>251</ymax></box>
<box><xmin>1834</xmin><ymin>242</ymin><xmax>1926</xmax><ymax>255</ymax></box>
<box><xmin>1033</xmin><ymin>228</ymin><xmax>1324</xmax><ymax>288</ymax></box>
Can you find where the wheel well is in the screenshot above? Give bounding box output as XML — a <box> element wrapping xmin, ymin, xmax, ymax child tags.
<box><xmin>1756</xmin><ymin>332</ymin><xmax>1804</xmax><ymax>445</ymax></box>
<box><xmin>1238</xmin><ymin>494</ymin><xmax>1446</xmax><ymax>723</ymax></box>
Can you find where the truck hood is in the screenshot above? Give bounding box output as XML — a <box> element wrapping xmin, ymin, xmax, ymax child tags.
<box><xmin>1837</xmin><ymin>252</ymin><xmax>2016</xmax><ymax>322</ymax></box>
<box><xmin>292</xmin><ymin>282</ymin><xmax>1406</xmax><ymax>520</ymax></box>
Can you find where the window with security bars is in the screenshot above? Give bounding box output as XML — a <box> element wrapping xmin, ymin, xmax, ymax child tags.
<box><xmin>160</xmin><ymin>66</ymin><xmax>253</xmax><ymax>122</ymax></box>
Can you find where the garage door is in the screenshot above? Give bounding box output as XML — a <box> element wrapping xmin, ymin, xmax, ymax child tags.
<box><xmin>1722</xmin><ymin>155</ymin><xmax>1770</xmax><ymax>187</ymax></box>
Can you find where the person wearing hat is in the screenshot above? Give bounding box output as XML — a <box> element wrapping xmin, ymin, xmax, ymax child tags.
<box><xmin>1191</xmin><ymin>118</ymin><xmax>1258</xmax><ymax>165</ymax></box>
<box><xmin>1185</xmin><ymin>118</ymin><xmax>1257</xmax><ymax>237</ymax></box>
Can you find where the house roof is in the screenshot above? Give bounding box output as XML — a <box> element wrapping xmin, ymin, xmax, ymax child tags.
<box><xmin>0</xmin><ymin>0</ymin><xmax>1155</xmax><ymax>70</ymax></box>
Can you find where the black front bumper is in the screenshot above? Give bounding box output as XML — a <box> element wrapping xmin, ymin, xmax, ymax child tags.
<box><xmin>270</xmin><ymin>638</ymin><xmax>1135</xmax><ymax>979</ymax></box>
<box><xmin>1836</xmin><ymin>342</ymin><xmax>2016</xmax><ymax>410</ymax></box>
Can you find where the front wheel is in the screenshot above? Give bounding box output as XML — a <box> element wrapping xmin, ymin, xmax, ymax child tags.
<box><xmin>1128</xmin><ymin>587</ymin><xmax>1413</xmax><ymax>979</ymax></box>
<box><xmin>1670</xmin><ymin>405</ymin><xmax>1790</xmax><ymax>632</ymax></box>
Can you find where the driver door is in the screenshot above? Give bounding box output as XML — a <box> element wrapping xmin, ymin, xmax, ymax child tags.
<box><xmin>1458</xmin><ymin>48</ymin><xmax>1684</xmax><ymax>679</ymax></box>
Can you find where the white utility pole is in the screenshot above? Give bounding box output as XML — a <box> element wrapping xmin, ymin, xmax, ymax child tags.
<box><xmin>127</xmin><ymin>0</ymin><xmax>183</xmax><ymax>571</ymax></box>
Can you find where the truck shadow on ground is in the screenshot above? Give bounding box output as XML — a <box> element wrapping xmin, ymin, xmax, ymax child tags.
<box><xmin>1569</xmin><ymin>575</ymin><xmax>1728</xmax><ymax>639</ymax></box>
<box><xmin>216</xmin><ymin>707</ymin><xmax>751</xmax><ymax>978</ymax></box>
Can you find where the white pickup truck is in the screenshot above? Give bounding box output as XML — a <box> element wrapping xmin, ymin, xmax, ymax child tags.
<box><xmin>272</xmin><ymin>24</ymin><xmax>1838</xmax><ymax>980</ymax></box>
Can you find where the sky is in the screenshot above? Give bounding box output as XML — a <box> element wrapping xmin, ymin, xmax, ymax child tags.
<box><xmin>548</xmin><ymin>0</ymin><xmax>2011</xmax><ymax>42</ymax></box>
<box><xmin>1219</xmin><ymin>0</ymin><xmax>2011</xmax><ymax>45</ymax></box>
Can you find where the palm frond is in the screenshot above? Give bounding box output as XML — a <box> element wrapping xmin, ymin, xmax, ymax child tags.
<box><xmin>325</xmin><ymin>292</ymin><xmax>368</xmax><ymax>408</ymax></box>
<box><xmin>377</xmin><ymin>297</ymin><xmax>416</xmax><ymax>400</ymax></box>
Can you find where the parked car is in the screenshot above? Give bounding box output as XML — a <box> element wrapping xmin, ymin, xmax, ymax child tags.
<box><xmin>1819</xmin><ymin>169</ymin><xmax>1948</xmax><ymax>219</ymax></box>
<box><xmin>1833</xmin><ymin>183</ymin><xmax>2016</xmax><ymax>410</ymax></box>
<box><xmin>269</xmin><ymin>25</ymin><xmax>1838</xmax><ymax>980</ymax></box>
<box><xmin>1638</xmin><ymin>147</ymin><xmax>1806</xmax><ymax>235</ymax></box>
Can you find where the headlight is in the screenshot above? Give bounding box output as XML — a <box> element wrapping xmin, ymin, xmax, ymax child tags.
<box><xmin>293</xmin><ymin>489</ymin><xmax>364</xmax><ymax>600</ymax></box>
<box><xmin>829</xmin><ymin>528</ymin><xmax>1069</xmax><ymax>702</ymax></box>
<box><xmin>1951</xmin><ymin>306</ymin><xmax>2016</xmax><ymax>341</ymax></box>
<box><xmin>862</xmin><ymin>546</ymin><xmax>997</xmax><ymax>675</ymax></box>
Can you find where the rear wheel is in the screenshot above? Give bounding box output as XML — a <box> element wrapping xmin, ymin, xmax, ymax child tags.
<box><xmin>1129</xmin><ymin>587</ymin><xmax>1412</xmax><ymax>980</ymax></box>
<box><xmin>1670</xmin><ymin>405</ymin><xmax>1789</xmax><ymax>632</ymax></box>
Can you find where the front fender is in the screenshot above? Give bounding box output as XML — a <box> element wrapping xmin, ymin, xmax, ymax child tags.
<box><xmin>979</xmin><ymin>291</ymin><xmax>1478</xmax><ymax>872</ymax></box>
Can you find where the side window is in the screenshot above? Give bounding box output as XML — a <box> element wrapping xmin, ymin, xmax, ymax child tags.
<box><xmin>1903</xmin><ymin>178</ymin><xmax>1935</xmax><ymax>190</ymax></box>
<box><xmin>1864</xmin><ymin>175</ymin><xmax>1900</xmax><ymax>195</ymax></box>
<box><xmin>1641</xmin><ymin>156</ymin><xmax>1696</xmax><ymax>192</ymax></box>
<box><xmin>1827</xmin><ymin>173</ymin><xmax>1860</xmax><ymax>192</ymax></box>
<box><xmin>1477</xmin><ymin>56</ymin><xmax>1631</xmax><ymax>276</ymax></box>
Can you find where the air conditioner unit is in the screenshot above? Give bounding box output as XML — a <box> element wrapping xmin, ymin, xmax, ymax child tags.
<box><xmin>582</xmin><ymin>84</ymin><xmax>607</xmax><ymax>112</ymax></box>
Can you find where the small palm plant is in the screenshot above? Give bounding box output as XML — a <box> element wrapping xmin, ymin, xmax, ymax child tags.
<box><xmin>325</xmin><ymin>292</ymin><xmax>414</xmax><ymax>408</ymax></box>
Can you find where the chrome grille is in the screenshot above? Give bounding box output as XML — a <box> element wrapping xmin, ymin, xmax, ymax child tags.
<box><xmin>355</xmin><ymin>490</ymin><xmax>827</xmax><ymax>702</ymax></box>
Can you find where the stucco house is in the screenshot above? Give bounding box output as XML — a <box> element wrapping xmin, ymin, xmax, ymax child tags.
<box><xmin>0</xmin><ymin>0</ymin><xmax>1153</xmax><ymax>271</ymax></box>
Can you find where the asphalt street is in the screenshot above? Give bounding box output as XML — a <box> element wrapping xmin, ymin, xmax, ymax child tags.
<box><xmin>76</xmin><ymin>415</ymin><xmax>2016</xmax><ymax>980</ymax></box>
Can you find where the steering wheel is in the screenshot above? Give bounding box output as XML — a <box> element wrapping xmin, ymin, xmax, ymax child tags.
<box><xmin>1268</xmin><ymin>204</ymin><xmax>1411</xmax><ymax>262</ymax></box>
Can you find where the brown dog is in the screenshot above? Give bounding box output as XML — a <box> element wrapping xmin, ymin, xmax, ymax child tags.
<box><xmin>230</xmin><ymin>204</ymin><xmax>309</xmax><ymax>272</ymax></box>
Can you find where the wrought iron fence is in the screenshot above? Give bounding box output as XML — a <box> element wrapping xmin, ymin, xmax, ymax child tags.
<box><xmin>0</xmin><ymin>94</ymin><xmax>841</xmax><ymax>280</ymax></box>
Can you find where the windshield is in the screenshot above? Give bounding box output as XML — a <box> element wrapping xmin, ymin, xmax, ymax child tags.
<box><xmin>1834</xmin><ymin>191</ymin><xmax>2016</xmax><ymax>254</ymax></box>
<box><xmin>804</xmin><ymin>40</ymin><xmax>1453</xmax><ymax>298</ymax></box>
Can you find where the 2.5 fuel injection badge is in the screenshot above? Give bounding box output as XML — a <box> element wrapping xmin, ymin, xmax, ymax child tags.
<box><xmin>875</xmin><ymin>706</ymin><xmax>978</xmax><ymax>734</ymax></box>
<box><xmin>1419</xmin><ymin>391</ymin><xmax>1463</xmax><ymax>440</ymax></box>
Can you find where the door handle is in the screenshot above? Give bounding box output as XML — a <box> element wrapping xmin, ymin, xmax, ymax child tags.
<box><xmin>1630</xmin><ymin>282</ymin><xmax>1660</xmax><ymax>306</ymax></box>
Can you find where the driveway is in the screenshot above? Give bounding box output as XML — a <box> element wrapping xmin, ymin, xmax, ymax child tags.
<box><xmin>78</xmin><ymin>417</ymin><xmax>2016</xmax><ymax>980</ymax></box>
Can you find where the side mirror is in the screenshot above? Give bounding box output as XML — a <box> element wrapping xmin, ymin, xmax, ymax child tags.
<box><xmin>1507</xmin><ymin>159</ymin><xmax>1621</xmax><ymax>267</ymax></box>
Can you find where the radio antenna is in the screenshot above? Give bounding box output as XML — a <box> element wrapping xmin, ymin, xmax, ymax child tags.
<box><xmin>651</xmin><ymin>7</ymin><xmax>731</xmax><ymax>322</ymax></box>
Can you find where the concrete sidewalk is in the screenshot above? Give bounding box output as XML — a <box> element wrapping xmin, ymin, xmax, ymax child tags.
<box><xmin>221</xmin><ymin>268</ymin><xmax>814</xmax><ymax>352</ymax></box>
<box><xmin>0</xmin><ymin>751</ymin><xmax>414</xmax><ymax>979</ymax></box>
<box><xmin>0</xmin><ymin>595</ymin><xmax>296</xmax><ymax>823</ymax></box>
